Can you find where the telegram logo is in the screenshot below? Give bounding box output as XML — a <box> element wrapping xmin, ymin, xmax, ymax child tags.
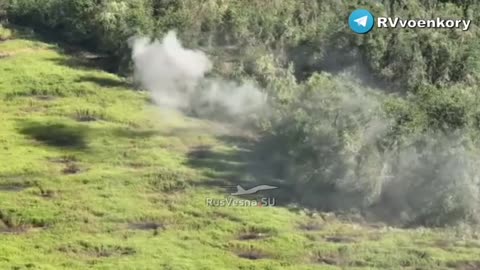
<box><xmin>349</xmin><ymin>9</ymin><xmax>375</xmax><ymax>34</ymax></box>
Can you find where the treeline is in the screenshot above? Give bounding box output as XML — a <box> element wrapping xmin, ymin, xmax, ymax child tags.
<box><xmin>4</xmin><ymin>0</ymin><xmax>480</xmax><ymax>226</ymax></box>
<box><xmin>4</xmin><ymin>0</ymin><xmax>479</xmax><ymax>89</ymax></box>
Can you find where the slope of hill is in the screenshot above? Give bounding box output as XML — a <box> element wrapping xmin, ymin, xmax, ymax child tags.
<box><xmin>1</xmin><ymin>30</ymin><xmax>480</xmax><ymax>270</ymax></box>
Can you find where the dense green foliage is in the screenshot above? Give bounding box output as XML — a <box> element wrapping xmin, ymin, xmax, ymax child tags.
<box><xmin>5</xmin><ymin>0</ymin><xmax>480</xmax><ymax>88</ymax></box>
<box><xmin>4</xmin><ymin>0</ymin><xmax>480</xmax><ymax>226</ymax></box>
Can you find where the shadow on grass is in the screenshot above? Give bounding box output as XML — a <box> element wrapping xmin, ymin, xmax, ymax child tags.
<box><xmin>76</xmin><ymin>75</ymin><xmax>131</xmax><ymax>89</ymax></box>
<box><xmin>48</xmin><ymin>56</ymin><xmax>117</xmax><ymax>73</ymax></box>
<box><xmin>185</xmin><ymin>135</ymin><xmax>303</xmax><ymax>208</ymax></box>
<box><xmin>113</xmin><ymin>128</ymin><xmax>162</xmax><ymax>139</ymax></box>
<box><xmin>187</xmin><ymin>147</ymin><xmax>247</xmax><ymax>181</ymax></box>
<box><xmin>188</xmin><ymin>133</ymin><xmax>447</xmax><ymax>228</ymax></box>
<box><xmin>186</xmin><ymin>131</ymin><xmax>373</xmax><ymax>220</ymax></box>
<box><xmin>18</xmin><ymin>121</ymin><xmax>88</xmax><ymax>149</ymax></box>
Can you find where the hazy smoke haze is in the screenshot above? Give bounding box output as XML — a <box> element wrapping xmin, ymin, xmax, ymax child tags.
<box><xmin>130</xmin><ymin>31</ymin><xmax>480</xmax><ymax>227</ymax></box>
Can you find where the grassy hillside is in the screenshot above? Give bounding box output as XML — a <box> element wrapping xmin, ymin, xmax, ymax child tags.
<box><xmin>5</xmin><ymin>0</ymin><xmax>480</xmax><ymax>227</ymax></box>
<box><xmin>1</xmin><ymin>29</ymin><xmax>480</xmax><ymax>270</ymax></box>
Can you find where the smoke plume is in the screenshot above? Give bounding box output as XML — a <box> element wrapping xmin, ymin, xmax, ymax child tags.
<box><xmin>131</xmin><ymin>31</ymin><xmax>267</xmax><ymax>121</ymax></box>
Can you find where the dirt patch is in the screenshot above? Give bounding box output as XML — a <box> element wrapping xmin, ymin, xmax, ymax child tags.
<box><xmin>129</xmin><ymin>222</ymin><xmax>164</xmax><ymax>237</ymax></box>
<box><xmin>128</xmin><ymin>222</ymin><xmax>165</xmax><ymax>236</ymax></box>
<box><xmin>62</xmin><ymin>162</ymin><xmax>82</xmax><ymax>175</ymax></box>
<box><xmin>0</xmin><ymin>222</ymin><xmax>44</xmax><ymax>234</ymax></box>
<box><xmin>305</xmin><ymin>233</ymin><xmax>322</xmax><ymax>242</ymax></box>
<box><xmin>238</xmin><ymin>232</ymin><xmax>270</xmax><ymax>241</ymax></box>
<box><xmin>0</xmin><ymin>210</ymin><xmax>46</xmax><ymax>234</ymax></box>
<box><xmin>312</xmin><ymin>250</ymin><xmax>347</xmax><ymax>266</ymax></box>
<box><xmin>128</xmin><ymin>162</ymin><xmax>148</xmax><ymax>169</ymax></box>
<box><xmin>299</xmin><ymin>221</ymin><xmax>324</xmax><ymax>231</ymax></box>
<box><xmin>49</xmin><ymin>155</ymin><xmax>78</xmax><ymax>164</ymax></box>
<box><xmin>38</xmin><ymin>188</ymin><xmax>57</xmax><ymax>198</ymax></box>
<box><xmin>0</xmin><ymin>175</ymin><xmax>34</xmax><ymax>192</ymax></box>
<box><xmin>29</xmin><ymin>181</ymin><xmax>58</xmax><ymax>199</ymax></box>
<box><xmin>0</xmin><ymin>183</ymin><xmax>30</xmax><ymax>192</ymax></box>
<box><xmin>35</xmin><ymin>95</ymin><xmax>57</xmax><ymax>101</ymax></box>
<box><xmin>58</xmin><ymin>241</ymin><xmax>136</xmax><ymax>258</ymax></box>
<box><xmin>74</xmin><ymin>109</ymin><xmax>106</xmax><ymax>122</ymax></box>
<box><xmin>237</xmin><ymin>226</ymin><xmax>276</xmax><ymax>241</ymax></box>
<box><xmin>325</xmin><ymin>236</ymin><xmax>356</xmax><ymax>243</ymax></box>
<box><xmin>129</xmin><ymin>222</ymin><xmax>163</xmax><ymax>230</ymax></box>
<box><xmin>188</xmin><ymin>145</ymin><xmax>213</xmax><ymax>159</ymax></box>
<box><xmin>48</xmin><ymin>155</ymin><xmax>84</xmax><ymax>175</ymax></box>
<box><xmin>0</xmin><ymin>52</ymin><xmax>11</xmax><ymax>58</ymax></box>
<box><xmin>367</xmin><ymin>232</ymin><xmax>383</xmax><ymax>241</ymax></box>
<box><xmin>446</xmin><ymin>260</ymin><xmax>480</xmax><ymax>270</ymax></box>
<box><xmin>234</xmin><ymin>248</ymin><xmax>270</xmax><ymax>260</ymax></box>
<box><xmin>311</xmin><ymin>247</ymin><xmax>363</xmax><ymax>267</ymax></box>
<box><xmin>365</xmin><ymin>222</ymin><xmax>387</xmax><ymax>229</ymax></box>
<box><xmin>316</xmin><ymin>256</ymin><xmax>339</xmax><ymax>265</ymax></box>
<box><xmin>0</xmin><ymin>220</ymin><xmax>27</xmax><ymax>234</ymax></box>
<box><xmin>434</xmin><ymin>239</ymin><xmax>454</xmax><ymax>250</ymax></box>
<box><xmin>210</xmin><ymin>211</ymin><xmax>243</xmax><ymax>222</ymax></box>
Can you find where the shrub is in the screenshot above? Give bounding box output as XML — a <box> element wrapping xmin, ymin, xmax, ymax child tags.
<box><xmin>0</xmin><ymin>25</ymin><xmax>12</xmax><ymax>40</ymax></box>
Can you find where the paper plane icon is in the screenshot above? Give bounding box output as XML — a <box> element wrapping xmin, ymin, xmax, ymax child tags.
<box><xmin>354</xmin><ymin>16</ymin><xmax>368</xmax><ymax>27</ymax></box>
<box><xmin>231</xmin><ymin>185</ymin><xmax>278</xmax><ymax>196</ymax></box>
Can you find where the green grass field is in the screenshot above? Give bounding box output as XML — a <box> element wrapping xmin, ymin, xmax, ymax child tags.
<box><xmin>1</xmin><ymin>29</ymin><xmax>480</xmax><ymax>270</ymax></box>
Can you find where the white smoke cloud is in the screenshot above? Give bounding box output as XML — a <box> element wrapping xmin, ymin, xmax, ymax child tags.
<box><xmin>131</xmin><ymin>31</ymin><xmax>267</xmax><ymax>119</ymax></box>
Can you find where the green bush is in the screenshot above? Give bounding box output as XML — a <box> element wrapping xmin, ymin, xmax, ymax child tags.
<box><xmin>256</xmin><ymin>66</ymin><xmax>480</xmax><ymax>226</ymax></box>
<box><xmin>5</xmin><ymin>0</ymin><xmax>480</xmax><ymax>88</ymax></box>
<box><xmin>7</xmin><ymin>0</ymin><xmax>155</xmax><ymax>72</ymax></box>
<box><xmin>0</xmin><ymin>25</ymin><xmax>12</xmax><ymax>40</ymax></box>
